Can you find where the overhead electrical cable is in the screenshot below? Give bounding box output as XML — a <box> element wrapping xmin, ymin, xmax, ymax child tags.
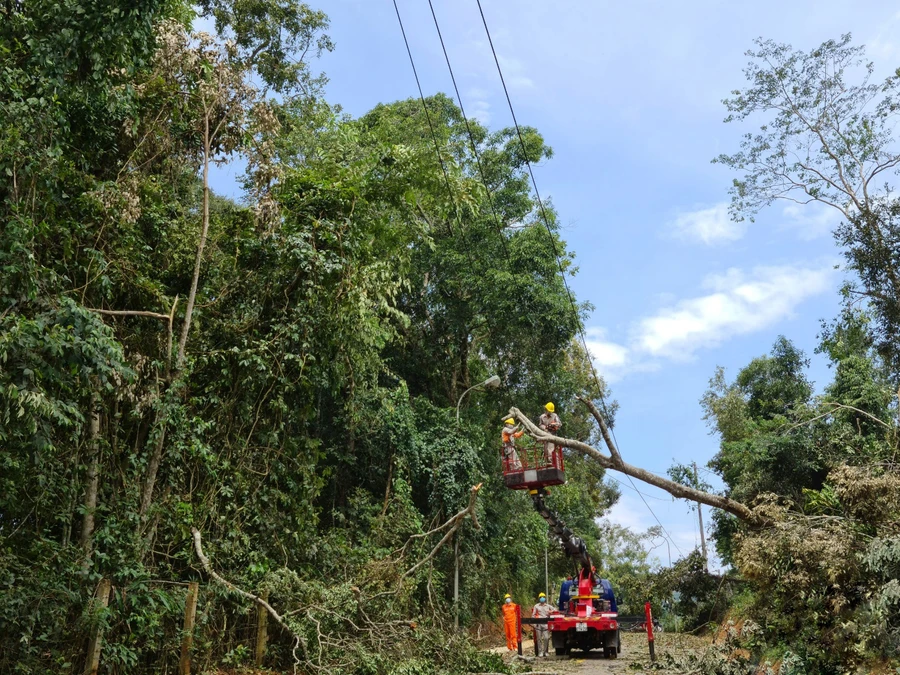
<box><xmin>390</xmin><ymin>0</ymin><xmax>460</xmax><ymax>238</ymax></box>
<box><xmin>473</xmin><ymin>0</ymin><xmax>684</xmax><ymax>558</ymax></box>
<box><xmin>607</xmin><ymin>476</ymin><xmax>671</xmax><ymax>502</ymax></box>
<box><xmin>424</xmin><ymin>0</ymin><xmax>511</xmax><ymax>260</ymax></box>
<box><xmin>395</xmin><ymin>0</ymin><xmax>684</xmax><ymax>559</ymax></box>
<box><xmin>390</xmin><ymin>0</ymin><xmax>509</xmax><ymax>406</ymax></box>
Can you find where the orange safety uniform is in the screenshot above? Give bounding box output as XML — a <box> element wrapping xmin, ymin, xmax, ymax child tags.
<box><xmin>501</xmin><ymin>602</ymin><xmax>519</xmax><ymax>650</ymax></box>
<box><xmin>501</xmin><ymin>424</ymin><xmax>524</xmax><ymax>470</ymax></box>
<box><xmin>501</xmin><ymin>426</ymin><xmax>524</xmax><ymax>445</ymax></box>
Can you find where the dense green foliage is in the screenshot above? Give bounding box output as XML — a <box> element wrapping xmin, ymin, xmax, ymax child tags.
<box><xmin>594</xmin><ymin>33</ymin><xmax>900</xmax><ymax>674</ymax></box>
<box><xmin>0</xmin><ymin>2</ymin><xmax>614</xmax><ymax>672</ymax></box>
<box><xmin>697</xmin><ymin>327</ymin><xmax>900</xmax><ymax>671</ymax></box>
<box><xmin>4</xmin><ymin>5</ymin><xmax>899</xmax><ymax>674</ymax></box>
<box><xmin>700</xmin><ymin>33</ymin><xmax>900</xmax><ymax>673</ymax></box>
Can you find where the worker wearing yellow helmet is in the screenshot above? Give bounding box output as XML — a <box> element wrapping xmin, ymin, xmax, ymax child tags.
<box><xmin>538</xmin><ymin>403</ymin><xmax>561</xmax><ymax>463</ymax></box>
<box><xmin>531</xmin><ymin>592</ymin><xmax>557</xmax><ymax>657</ymax></box>
<box><xmin>501</xmin><ymin>593</ymin><xmax>519</xmax><ymax>651</ymax></box>
<box><xmin>501</xmin><ymin>418</ymin><xmax>524</xmax><ymax>471</ymax></box>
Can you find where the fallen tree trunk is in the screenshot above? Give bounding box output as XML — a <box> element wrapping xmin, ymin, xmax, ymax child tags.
<box><xmin>507</xmin><ymin>401</ymin><xmax>760</xmax><ymax>524</ymax></box>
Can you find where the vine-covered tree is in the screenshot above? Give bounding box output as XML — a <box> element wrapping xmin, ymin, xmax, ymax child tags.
<box><xmin>0</xmin><ymin>2</ymin><xmax>613</xmax><ymax>672</ymax></box>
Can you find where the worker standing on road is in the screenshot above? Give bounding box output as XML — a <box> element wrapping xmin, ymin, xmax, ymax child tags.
<box><xmin>501</xmin><ymin>419</ymin><xmax>524</xmax><ymax>470</ymax></box>
<box><xmin>501</xmin><ymin>594</ymin><xmax>519</xmax><ymax>651</ymax></box>
<box><xmin>531</xmin><ymin>592</ymin><xmax>556</xmax><ymax>657</ymax></box>
<box><xmin>538</xmin><ymin>403</ymin><xmax>561</xmax><ymax>462</ymax></box>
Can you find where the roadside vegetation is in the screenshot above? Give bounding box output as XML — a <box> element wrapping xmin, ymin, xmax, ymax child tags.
<box><xmin>1</xmin><ymin>3</ymin><xmax>898</xmax><ymax>674</ymax></box>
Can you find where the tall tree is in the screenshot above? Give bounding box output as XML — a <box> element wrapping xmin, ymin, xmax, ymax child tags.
<box><xmin>0</xmin><ymin>4</ymin><xmax>614</xmax><ymax>672</ymax></box>
<box><xmin>715</xmin><ymin>34</ymin><xmax>900</xmax><ymax>375</ymax></box>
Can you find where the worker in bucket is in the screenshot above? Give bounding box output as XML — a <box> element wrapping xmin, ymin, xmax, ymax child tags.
<box><xmin>501</xmin><ymin>418</ymin><xmax>524</xmax><ymax>470</ymax></box>
<box><xmin>538</xmin><ymin>402</ymin><xmax>561</xmax><ymax>462</ymax></box>
<box><xmin>531</xmin><ymin>592</ymin><xmax>556</xmax><ymax>657</ymax></box>
<box><xmin>501</xmin><ymin>594</ymin><xmax>519</xmax><ymax>651</ymax></box>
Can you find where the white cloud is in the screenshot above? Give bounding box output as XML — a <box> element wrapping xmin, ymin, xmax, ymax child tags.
<box><xmin>868</xmin><ymin>11</ymin><xmax>900</xmax><ymax>64</ymax></box>
<box><xmin>583</xmin><ymin>329</ymin><xmax>660</xmax><ymax>383</ymax></box>
<box><xmin>600</xmin><ymin>494</ymin><xmax>709</xmax><ymax>568</ymax></box>
<box><xmin>603</xmin><ymin>494</ymin><xmax>655</xmax><ymax>532</ymax></box>
<box><xmin>497</xmin><ymin>54</ymin><xmax>534</xmax><ymax>90</ymax></box>
<box><xmin>781</xmin><ymin>203</ymin><xmax>842</xmax><ymax>240</ymax></box>
<box><xmin>635</xmin><ymin>265</ymin><xmax>834</xmax><ymax>359</ymax></box>
<box><xmin>467</xmin><ymin>88</ymin><xmax>492</xmax><ymax>125</ymax></box>
<box><xmin>584</xmin><ymin>328</ymin><xmax>629</xmax><ymax>367</ymax></box>
<box><xmin>461</xmin><ymin>30</ymin><xmax>534</xmax><ymax>96</ymax></box>
<box><xmin>670</xmin><ymin>202</ymin><xmax>744</xmax><ymax>245</ymax></box>
<box><xmin>586</xmin><ymin>263</ymin><xmax>835</xmax><ymax>379</ymax></box>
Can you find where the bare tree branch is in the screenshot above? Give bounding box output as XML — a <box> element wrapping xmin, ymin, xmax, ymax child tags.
<box><xmin>823</xmin><ymin>401</ymin><xmax>892</xmax><ymax>429</ymax></box>
<box><xmin>576</xmin><ymin>395</ymin><xmax>622</xmax><ymax>465</ymax></box>
<box><xmin>192</xmin><ymin>527</ymin><xmax>289</xmax><ymax>626</ymax></box>
<box><xmin>507</xmin><ymin>407</ymin><xmax>759</xmax><ymax>523</ymax></box>
<box><xmin>88</xmin><ymin>308</ymin><xmax>171</xmax><ymax>321</ymax></box>
<box><xmin>403</xmin><ymin>483</ymin><xmax>481</xmax><ymax>578</ymax></box>
<box><xmin>191</xmin><ymin>526</ymin><xmax>307</xmax><ymax>669</ymax></box>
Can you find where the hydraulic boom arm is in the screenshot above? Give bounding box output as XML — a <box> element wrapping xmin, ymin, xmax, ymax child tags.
<box><xmin>529</xmin><ymin>488</ymin><xmax>592</xmax><ymax>575</ymax></box>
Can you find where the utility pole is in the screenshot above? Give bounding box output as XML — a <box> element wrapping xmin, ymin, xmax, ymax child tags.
<box><xmin>454</xmin><ymin>534</ymin><xmax>460</xmax><ymax>631</ymax></box>
<box><xmin>693</xmin><ymin>462</ymin><xmax>708</xmax><ymax>572</ymax></box>
<box><xmin>544</xmin><ymin>538</ymin><xmax>549</xmax><ymax>599</ymax></box>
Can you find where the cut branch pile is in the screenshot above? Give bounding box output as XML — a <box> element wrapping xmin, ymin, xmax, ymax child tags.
<box><xmin>189</xmin><ymin>483</ymin><xmax>485</xmax><ymax>673</ymax></box>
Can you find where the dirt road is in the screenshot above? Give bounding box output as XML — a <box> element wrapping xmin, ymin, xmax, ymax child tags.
<box><xmin>503</xmin><ymin>632</ymin><xmax>708</xmax><ymax>674</ymax></box>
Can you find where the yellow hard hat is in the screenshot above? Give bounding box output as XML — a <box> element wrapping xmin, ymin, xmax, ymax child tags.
<box><xmin>544</xmin><ymin>402</ymin><xmax>555</xmax><ymax>412</ymax></box>
<box><xmin>504</xmin><ymin>418</ymin><xmax>515</xmax><ymax>425</ymax></box>
<box><xmin>504</xmin><ymin>593</ymin><xmax>512</xmax><ymax>599</ymax></box>
<box><xmin>538</xmin><ymin>592</ymin><xmax>546</xmax><ymax>598</ymax></box>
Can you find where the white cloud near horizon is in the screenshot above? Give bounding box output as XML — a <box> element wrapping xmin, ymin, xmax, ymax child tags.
<box><xmin>585</xmin><ymin>263</ymin><xmax>836</xmax><ymax>380</ymax></box>
<box><xmin>670</xmin><ymin>202</ymin><xmax>744</xmax><ymax>245</ymax></box>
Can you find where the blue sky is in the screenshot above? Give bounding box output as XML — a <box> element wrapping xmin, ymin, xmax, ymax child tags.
<box><xmin>209</xmin><ymin>1</ymin><xmax>900</xmax><ymax>569</ymax></box>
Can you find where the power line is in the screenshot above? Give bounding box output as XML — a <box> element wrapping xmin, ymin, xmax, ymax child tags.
<box><xmin>473</xmin><ymin>0</ymin><xmax>684</xmax><ymax>559</ymax></box>
<box><xmin>395</xmin><ymin>0</ymin><xmax>684</xmax><ymax>560</ymax></box>
<box><xmin>424</xmin><ymin>0</ymin><xmax>511</xmax><ymax>260</ymax></box>
<box><xmin>390</xmin><ymin>0</ymin><xmax>513</xmax><ymax>397</ymax></box>
<box><xmin>607</xmin><ymin>476</ymin><xmax>671</xmax><ymax>502</ymax></box>
<box><xmin>390</xmin><ymin>0</ymin><xmax>458</xmax><ymax>238</ymax></box>
<box><xmin>423</xmin><ymin>0</ymin><xmax>546</xmax><ymax>338</ymax></box>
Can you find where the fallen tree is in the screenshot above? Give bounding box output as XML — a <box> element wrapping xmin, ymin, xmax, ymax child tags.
<box><xmin>507</xmin><ymin>398</ymin><xmax>759</xmax><ymax>523</ymax></box>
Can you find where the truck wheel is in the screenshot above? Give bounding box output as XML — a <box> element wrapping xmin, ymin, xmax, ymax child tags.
<box><xmin>555</xmin><ymin>647</ymin><xmax>567</xmax><ymax>657</ymax></box>
<box><xmin>605</xmin><ymin>647</ymin><xmax>617</xmax><ymax>659</ymax></box>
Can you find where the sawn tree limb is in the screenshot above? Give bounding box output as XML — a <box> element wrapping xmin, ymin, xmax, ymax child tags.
<box><xmin>507</xmin><ymin>403</ymin><xmax>759</xmax><ymax>524</ymax></box>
